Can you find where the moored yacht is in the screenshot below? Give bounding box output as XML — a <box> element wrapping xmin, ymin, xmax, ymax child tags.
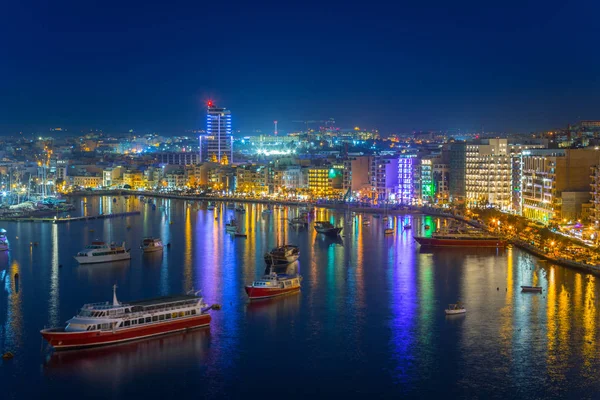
<box><xmin>40</xmin><ymin>286</ymin><xmax>214</xmax><ymax>350</ymax></box>
<box><xmin>140</xmin><ymin>237</ymin><xmax>164</xmax><ymax>253</ymax></box>
<box><xmin>245</xmin><ymin>272</ymin><xmax>302</xmax><ymax>300</ymax></box>
<box><xmin>74</xmin><ymin>241</ymin><xmax>131</xmax><ymax>264</ymax></box>
<box><xmin>264</xmin><ymin>244</ymin><xmax>300</xmax><ymax>266</ymax></box>
<box><xmin>314</xmin><ymin>221</ymin><xmax>343</xmax><ymax>237</ymax></box>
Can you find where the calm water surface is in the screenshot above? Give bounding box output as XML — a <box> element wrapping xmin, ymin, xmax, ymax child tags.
<box><xmin>1</xmin><ymin>196</ymin><xmax>599</xmax><ymax>399</ymax></box>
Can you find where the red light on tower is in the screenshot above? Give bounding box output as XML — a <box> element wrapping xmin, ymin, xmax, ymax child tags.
<box><xmin>207</xmin><ymin>100</ymin><xmax>213</xmax><ymax>108</ymax></box>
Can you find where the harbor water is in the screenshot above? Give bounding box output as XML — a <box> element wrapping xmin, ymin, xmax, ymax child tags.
<box><xmin>1</xmin><ymin>196</ymin><xmax>599</xmax><ymax>399</ymax></box>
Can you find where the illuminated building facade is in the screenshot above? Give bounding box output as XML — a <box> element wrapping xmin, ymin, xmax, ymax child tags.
<box><xmin>308</xmin><ymin>166</ymin><xmax>334</xmax><ymax>197</ymax></box>
<box><xmin>465</xmin><ymin>139</ymin><xmax>512</xmax><ymax>210</ymax></box>
<box><xmin>368</xmin><ymin>156</ymin><xmax>398</xmax><ymax>202</ymax></box>
<box><xmin>236</xmin><ymin>165</ymin><xmax>267</xmax><ymax>194</ymax></box>
<box><xmin>397</xmin><ymin>155</ymin><xmax>415</xmax><ymax>204</ymax></box>
<box><xmin>200</xmin><ymin>102</ymin><xmax>233</xmax><ymax>164</ymax></box>
<box><xmin>522</xmin><ymin>149</ymin><xmax>599</xmax><ymax>223</ymax></box>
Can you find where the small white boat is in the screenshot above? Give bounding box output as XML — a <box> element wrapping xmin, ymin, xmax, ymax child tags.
<box><xmin>0</xmin><ymin>229</ymin><xmax>9</xmax><ymax>251</ymax></box>
<box><xmin>74</xmin><ymin>241</ymin><xmax>131</xmax><ymax>264</ymax></box>
<box><xmin>445</xmin><ymin>303</ymin><xmax>466</xmax><ymax>315</ymax></box>
<box><xmin>140</xmin><ymin>237</ymin><xmax>163</xmax><ymax>253</ymax></box>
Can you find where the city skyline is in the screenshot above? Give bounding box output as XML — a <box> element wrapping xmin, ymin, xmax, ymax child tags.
<box><xmin>1</xmin><ymin>1</ymin><xmax>600</xmax><ymax>134</ymax></box>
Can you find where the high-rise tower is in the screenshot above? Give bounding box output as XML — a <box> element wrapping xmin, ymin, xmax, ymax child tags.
<box><xmin>199</xmin><ymin>101</ymin><xmax>233</xmax><ymax>164</ymax></box>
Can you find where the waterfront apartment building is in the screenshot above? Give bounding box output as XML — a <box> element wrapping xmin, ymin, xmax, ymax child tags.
<box><xmin>282</xmin><ymin>165</ymin><xmax>307</xmax><ymax>191</ymax></box>
<box><xmin>370</xmin><ymin>156</ymin><xmax>398</xmax><ymax>203</ymax></box>
<box><xmin>122</xmin><ymin>169</ymin><xmax>143</xmax><ymax>189</ymax></box>
<box><xmin>308</xmin><ymin>166</ymin><xmax>334</xmax><ymax>198</ymax></box>
<box><xmin>72</xmin><ymin>175</ymin><xmax>102</xmax><ymax>188</ymax></box>
<box><xmin>590</xmin><ymin>165</ymin><xmax>600</xmax><ymax>222</ymax></box>
<box><xmin>521</xmin><ymin>149</ymin><xmax>600</xmax><ymax>223</ymax></box>
<box><xmin>236</xmin><ymin>165</ymin><xmax>267</xmax><ymax>194</ymax></box>
<box><xmin>397</xmin><ymin>155</ymin><xmax>416</xmax><ymax>205</ymax></box>
<box><xmin>200</xmin><ymin>104</ymin><xmax>233</xmax><ymax>164</ymax></box>
<box><xmin>449</xmin><ymin>142</ymin><xmax>466</xmax><ymax>203</ymax></box>
<box><xmin>465</xmin><ymin>139</ymin><xmax>512</xmax><ymax>211</ymax></box>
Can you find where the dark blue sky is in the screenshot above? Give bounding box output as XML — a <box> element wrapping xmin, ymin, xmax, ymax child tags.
<box><xmin>1</xmin><ymin>0</ymin><xmax>599</xmax><ymax>135</ymax></box>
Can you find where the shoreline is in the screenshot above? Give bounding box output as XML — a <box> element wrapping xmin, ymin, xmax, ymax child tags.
<box><xmin>56</xmin><ymin>189</ymin><xmax>600</xmax><ymax>276</ymax></box>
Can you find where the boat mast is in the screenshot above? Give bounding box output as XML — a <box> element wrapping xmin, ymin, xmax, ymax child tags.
<box><xmin>112</xmin><ymin>284</ymin><xmax>119</xmax><ymax>306</ymax></box>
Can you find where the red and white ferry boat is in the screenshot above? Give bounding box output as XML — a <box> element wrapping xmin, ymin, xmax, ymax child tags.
<box><xmin>414</xmin><ymin>231</ymin><xmax>506</xmax><ymax>248</ymax></box>
<box><xmin>245</xmin><ymin>272</ymin><xmax>302</xmax><ymax>300</ymax></box>
<box><xmin>41</xmin><ymin>286</ymin><xmax>213</xmax><ymax>351</ymax></box>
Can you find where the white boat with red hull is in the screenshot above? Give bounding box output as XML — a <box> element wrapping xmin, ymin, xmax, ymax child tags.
<box><xmin>245</xmin><ymin>272</ymin><xmax>302</xmax><ymax>300</ymax></box>
<box><xmin>41</xmin><ymin>286</ymin><xmax>215</xmax><ymax>351</ymax></box>
<box><xmin>414</xmin><ymin>231</ymin><xmax>506</xmax><ymax>248</ymax></box>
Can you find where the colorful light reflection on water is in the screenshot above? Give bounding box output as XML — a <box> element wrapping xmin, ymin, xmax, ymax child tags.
<box><xmin>0</xmin><ymin>197</ymin><xmax>598</xmax><ymax>398</ymax></box>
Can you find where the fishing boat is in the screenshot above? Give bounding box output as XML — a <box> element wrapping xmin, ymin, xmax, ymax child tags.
<box><xmin>0</xmin><ymin>229</ymin><xmax>8</xmax><ymax>251</ymax></box>
<box><xmin>74</xmin><ymin>241</ymin><xmax>131</xmax><ymax>264</ymax></box>
<box><xmin>245</xmin><ymin>271</ymin><xmax>302</xmax><ymax>300</ymax></box>
<box><xmin>413</xmin><ymin>231</ymin><xmax>506</xmax><ymax>248</ymax></box>
<box><xmin>225</xmin><ymin>219</ymin><xmax>238</xmax><ymax>233</ymax></box>
<box><xmin>521</xmin><ymin>286</ymin><xmax>543</xmax><ymax>293</ymax></box>
<box><xmin>264</xmin><ymin>245</ymin><xmax>300</xmax><ymax>266</ymax></box>
<box><xmin>445</xmin><ymin>303</ymin><xmax>466</xmax><ymax>315</ymax></box>
<box><xmin>140</xmin><ymin>237</ymin><xmax>163</xmax><ymax>253</ymax></box>
<box><xmin>234</xmin><ymin>231</ymin><xmax>248</xmax><ymax>238</ymax></box>
<box><xmin>40</xmin><ymin>286</ymin><xmax>214</xmax><ymax>351</ymax></box>
<box><xmin>314</xmin><ymin>221</ymin><xmax>343</xmax><ymax>237</ymax></box>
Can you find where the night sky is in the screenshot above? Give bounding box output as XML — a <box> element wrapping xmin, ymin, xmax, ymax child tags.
<box><xmin>1</xmin><ymin>0</ymin><xmax>599</xmax><ymax>135</ymax></box>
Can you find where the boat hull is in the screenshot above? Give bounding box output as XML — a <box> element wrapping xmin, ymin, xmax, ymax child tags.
<box><xmin>41</xmin><ymin>314</ymin><xmax>211</xmax><ymax>351</ymax></box>
<box><xmin>142</xmin><ymin>246</ymin><xmax>163</xmax><ymax>253</ymax></box>
<box><xmin>521</xmin><ymin>286</ymin><xmax>543</xmax><ymax>293</ymax></box>
<box><xmin>414</xmin><ymin>237</ymin><xmax>506</xmax><ymax>248</ymax></box>
<box><xmin>244</xmin><ymin>285</ymin><xmax>300</xmax><ymax>300</ymax></box>
<box><xmin>314</xmin><ymin>227</ymin><xmax>343</xmax><ymax>237</ymax></box>
<box><xmin>445</xmin><ymin>309</ymin><xmax>466</xmax><ymax>315</ymax></box>
<box><xmin>74</xmin><ymin>253</ymin><xmax>131</xmax><ymax>264</ymax></box>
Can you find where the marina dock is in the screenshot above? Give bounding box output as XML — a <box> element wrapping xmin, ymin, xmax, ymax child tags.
<box><xmin>0</xmin><ymin>211</ymin><xmax>140</xmax><ymax>224</ymax></box>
